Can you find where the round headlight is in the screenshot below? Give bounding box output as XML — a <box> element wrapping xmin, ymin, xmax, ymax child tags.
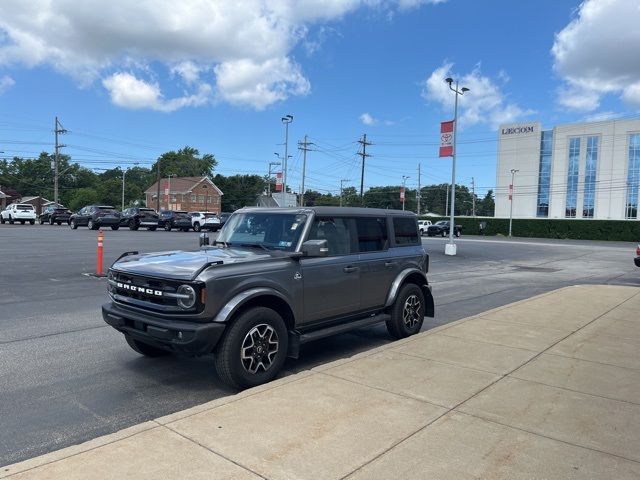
<box><xmin>177</xmin><ymin>285</ymin><xmax>196</xmax><ymax>309</ymax></box>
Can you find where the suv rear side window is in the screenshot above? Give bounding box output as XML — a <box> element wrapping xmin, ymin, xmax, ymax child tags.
<box><xmin>356</xmin><ymin>217</ymin><xmax>388</xmax><ymax>252</ymax></box>
<box><xmin>393</xmin><ymin>217</ymin><xmax>420</xmax><ymax>246</ymax></box>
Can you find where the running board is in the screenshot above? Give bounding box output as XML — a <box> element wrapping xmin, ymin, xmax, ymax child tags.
<box><xmin>287</xmin><ymin>314</ymin><xmax>390</xmax><ymax>359</ymax></box>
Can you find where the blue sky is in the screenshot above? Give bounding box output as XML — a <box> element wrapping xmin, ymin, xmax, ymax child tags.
<box><xmin>0</xmin><ymin>0</ymin><xmax>637</xmax><ymax>199</ymax></box>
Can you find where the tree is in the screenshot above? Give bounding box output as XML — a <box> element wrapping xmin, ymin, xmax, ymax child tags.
<box><xmin>213</xmin><ymin>174</ymin><xmax>266</xmax><ymax>211</ymax></box>
<box><xmin>151</xmin><ymin>146</ymin><xmax>217</xmax><ymax>178</ymax></box>
<box><xmin>477</xmin><ymin>189</ymin><xmax>495</xmax><ymax>216</ymax></box>
<box><xmin>363</xmin><ymin>186</ymin><xmax>416</xmax><ymax>211</ymax></box>
<box><xmin>68</xmin><ymin>188</ymin><xmax>99</xmax><ymax>211</ymax></box>
<box><xmin>420</xmin><ymin>183</ymin><xmax>475</xmax><ymax>216</ymax></box>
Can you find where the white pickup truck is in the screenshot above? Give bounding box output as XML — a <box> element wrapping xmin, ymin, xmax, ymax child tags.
<box><xmin>417</xmin><ymin>220</ymin><xmax>432</xmax><ymax>235</ymax></box>
<box><xmin>1</xmin><ymin>203</ymin><xmax>37</xmax><ymax>225</ymax></box>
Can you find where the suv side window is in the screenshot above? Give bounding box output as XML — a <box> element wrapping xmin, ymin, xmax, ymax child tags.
<box><xmin>393</xmin><ymin>217</ymin><xmax>420</xmax><ymax>246</ymax></box>
<box><xmin>307</xmin><ymin>217</ymin><xmax>355</xmax><ymax>256</ymax></box>
<box><xmin>355</xmin><ymin>217</ymin><xmax>388</xmax><ymax>252</ymax></box>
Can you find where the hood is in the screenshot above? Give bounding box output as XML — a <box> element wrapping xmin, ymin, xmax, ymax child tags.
<box><xmin>111</xmin><ymin>247</ymin><xmax>283</xmax><ymax>280</ymax></box>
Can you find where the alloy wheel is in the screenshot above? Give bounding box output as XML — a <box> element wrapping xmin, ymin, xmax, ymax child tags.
<box><xmin>403</xmin><ymin>294</ymin><xmax>422</xmax><ymax>329</ymax></box>
<box><xmin>240</xmin><ymin>324</ymin><xmax>279</xmax><ymax>374</ymax></box>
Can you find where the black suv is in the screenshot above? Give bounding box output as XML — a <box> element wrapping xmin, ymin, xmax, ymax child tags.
<box><xmin>39</xmin><ymin>206</ymin><xmax>72</xmax><ymax>225</ymax></box>
<box><xmin>103</xmin><ymin>207</ymin><xmax>434</xmax><ymax>389</ymax></box>
<box><xmin>426</xmin><ymin>220</ymin><xmax>462</xmax><ymax>237</ymax></box>
<box><xmin>121</xmin><ymin>207</ymin><xmax>159</xmax><ymax>231</ymax></box>
<box><xmin>158</xmin><ymin>210</ymin><xmax>192</xmax><ymax>231</ymax></box>
<box><xmin>69</xmin><ymin>205</ymin><xmax>121</xmax><ymax>230</ymax></box>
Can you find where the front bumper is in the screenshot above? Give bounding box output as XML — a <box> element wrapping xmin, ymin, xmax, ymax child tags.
<box><xmin>635</xmin><ymin>256</ymin><xmax>640</xmax><ymax>267</ymax></box>
<box><xmin>102</xmin><ymin>302</ymin><xmax>225</xmax><ymax>355</ymax></box>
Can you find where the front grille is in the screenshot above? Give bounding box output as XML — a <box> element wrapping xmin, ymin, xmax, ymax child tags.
<box><xmin>108</xmin><ymin>270</ymin><xmax>201</xmax><ymax>313</ymax></box>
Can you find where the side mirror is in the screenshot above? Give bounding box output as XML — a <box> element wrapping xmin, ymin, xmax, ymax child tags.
<box><xmin>301</xmin><ymin>239</ymin><xmax>329</xmax><ymax>257</ymax></box>
<box><xmin>199</xmin><ymin>232</ymin><xmax>210</xmax><ymax>247</ymax></box>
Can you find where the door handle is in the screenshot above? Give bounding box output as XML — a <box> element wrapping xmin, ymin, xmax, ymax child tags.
<box><xmin>343</xmin><ymin>266</ymin><xmax>358</xmax><ymax>273</ymax></box>
<box><xmin>384</xmin><ymin>261</ymin><xmax>397</xmax><ymax>268</ymax></box>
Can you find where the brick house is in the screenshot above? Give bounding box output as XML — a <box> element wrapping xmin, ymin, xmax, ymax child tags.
<box><xmin>145</xmin><ymin>176</ymin><xmax>223</xmax><ymax>213</ymax></box>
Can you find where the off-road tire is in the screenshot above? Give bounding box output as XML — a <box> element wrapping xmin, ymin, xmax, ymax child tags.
<box><xmin>214</xmin><ymin>307</ymin><xmax>288</xmax><ymax>389</ymax></box>
<box><xmin>386</xmin><ymin>283</ymin><xmax>425</xmax><ymax>339</ymax></box>
<box><xmin>125</xmin><ymin>335</ymin><xmax>170</xmax><ymax>357</ymax></box>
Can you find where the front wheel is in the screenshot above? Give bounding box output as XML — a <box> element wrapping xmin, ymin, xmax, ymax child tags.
<box><xmin>0</xmin><ymin>216</ymin><xmax>4</xmax><ymax>224</ymax></box>
<box><xmin>29</xmin><ymin>220</ymin><xmax>34</xmax><ymax>225</ymax></box>
<box><xmin>88</xmin><ymin>219</ymin><xmax>97</xmax><ymax>230</ymax></box>
<box><xmin>386</xmin><ymin>284</ymin><xmax>425</xmax><ymax>339</ymax></box>
<box><xmin>70</xmin><ymin>219</ymin><xmax>78</xmax><ymax>229</ymax></box>
<box><xmin>441</xmin><ymin>231</ymin><xmax>446</xmax><ymax>237</ymax></box>
<box><xmin>129</xmin><ymin>219</ymin><xmax>138</xmax><ymax>231</ymax></box>
<box><xmin>214</xmin><ymin>307</ymin><xmax>288</xmax><ymax>389</ymax></box>
<box><xmin>193</xmin><ymin>222</ymin><xmax>201</xmax><ymax>232</ymax></box>
<box><xmin>125</xmin><ymin>335</ymin><xmax>170</xmax><ymax>357</ymax></box>
<box><xmin>50</xmin><ymin>217</ymin><xmax>55</xmax><ymax>225</ymax></box>
<box><xmin>455</xmin><ymin>230</ymin><xmax>461</xmax><ymax>238</ymax></box>
<box><xmin>164</xmin><ymin>223</ymin><xmax>172</xmax><ymax>232</ymax></box>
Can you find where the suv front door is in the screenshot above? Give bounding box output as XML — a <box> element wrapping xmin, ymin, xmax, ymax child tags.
<box><xmin>300</xmin><ymin>216</ymin><xmax>360</xmax><ymax>325</ymax></box>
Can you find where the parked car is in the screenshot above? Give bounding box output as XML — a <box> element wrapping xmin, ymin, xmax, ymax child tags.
<box><xmin>218</xmin><ymin>212</ymin><xmax>232</xmax><ymax>227</ymax></box>
<box><xmin>417</xmin><ymin>220</ymin><xmax>432</xmax><ymax>235</ymax></box>
<box><xmin>39</xmin><ymin>206</ymin><xmax>71</xmax><ymax>225</ymax></box>
<box><xmin>69</xmin><ymin>205</ymin><xmax>121</xmax><ymax>230</ymax></box>
<box><xmin>103</xmin><ymin>206</ymin><xmax>435</xmax><ymax>389</ymax></box>
<box><xmin>426</xmin><ymin>220</ymin><xmax>462</xmax><ymax>237</ymax></box>
<box><xmin>635</xmin><ymin>243</ymin><xmax>640</xmax><ymax>267</ymax></box>
<box><xmin>158</xmin><ymin>210</ymin><xmax>192</xmax><ymax>231</ymax></box>
<box><xmin>120</xmin><ymin>207</ymin><xmax>159</xmax><ymax>231</ymax></box>
<box><xmin>0</xmin><ymin>203</ymin><xmax>37</xmax><ymax>225</ymax></box>
<box><xmin>190</xmin><ymin>212</ymin><xmax>221</xmax><ymax>232</ymax></box>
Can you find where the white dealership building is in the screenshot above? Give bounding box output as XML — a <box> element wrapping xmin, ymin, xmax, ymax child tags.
<box><xmin>495</xmin><ymin>118</ymin><xmax>640</xmax><ymax>220</ymax></box>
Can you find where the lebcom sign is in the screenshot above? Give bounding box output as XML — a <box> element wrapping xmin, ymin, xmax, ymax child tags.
<box><xmin>501</xmin><ymin>125</ymin><xmax>536</xmax><ymax>135</ymax></box>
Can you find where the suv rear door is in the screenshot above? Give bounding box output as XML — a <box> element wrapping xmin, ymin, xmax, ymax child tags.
<box><xmin>356</xmin><ymin>216</ymin><xmax>399</xmax><ymax>310</ymax></box>
<box><xmin>300</xmin><ymin>216</ymin><xmax>360</xmax><ymax>324</ymax></box>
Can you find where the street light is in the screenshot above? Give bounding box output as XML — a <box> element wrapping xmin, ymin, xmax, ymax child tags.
<box><xmin>402</xmin><ymin>175</ymin><xmax>410</xmax><ymax>211</ymax></box>
<box><xmin>122</xmin><ymin>163</ymin><xmax>139</xmax><ymax>211</ymax></box>
<box><xmin>281</xmin><ymin>114</ymin><xmax>293</xmax><ymax>207</ymax></box>
<box><xmin>268</xmin><ymin>159</ymin><xmax>281</xmax><ymax>197</ymax></box>
<box><xmin>508</xmin><ymin>169</ymin><xmax>519</xmax><ymax>237</ymax></box>
<box><xmin>444</xmin><ymin>77</ymin><xmax>470</xmax><ymax>256</ymax></box>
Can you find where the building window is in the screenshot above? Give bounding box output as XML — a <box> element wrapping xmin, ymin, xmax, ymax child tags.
<box><xmin>582</xmin><ymin>136</ymin><xmax>598</xmax><ymax>218</ymax></box>
<box><xmin>626</xmin><ymin>133</ymin><xmax>640</xmax><ymax>219</ymax></box>
<box><xmin>191</xmin><ymin>194</ymin><xmax>197</xmax><ymax>202</ymax></box>
<box><xmin>536</xmin><ymin>130</ymin><xmax>553</xmax><ymax>217</ymax></box>
<box><xmin>207</xmin><ymin>196</ymin><xmax>212</xmax><ymax>204</ymax></box>
<box><xmin>198</xmin><ymin>195</ymin><xmax>205</xmax><ymax>203</ymax></box>
<box><xmin>565</xmin><ymin>137</ymin><xmax>580</xmax><ymax>218</ymax></box>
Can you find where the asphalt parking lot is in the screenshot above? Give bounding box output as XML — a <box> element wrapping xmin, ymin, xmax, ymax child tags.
<box><xmin>0</xmin><ymin>224</ymin><xmax>639</xmax><ymax>466</ymax></box>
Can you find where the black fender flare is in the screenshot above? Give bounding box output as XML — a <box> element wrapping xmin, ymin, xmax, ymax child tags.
<box><xmin>212</xmin><ymin>287</ymin><xmax>296</xmax><ymax>324</ymax></box>
<box><xmin>385</xmin><ymin>268</ymin><xmax>434</xmax><ymax>318</ymax></box>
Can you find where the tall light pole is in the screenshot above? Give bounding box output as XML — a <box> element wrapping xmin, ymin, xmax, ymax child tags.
<box><xmin>508</xmin><ymin>168</ymin><xmax>519</xmax><ymax>237</ymax></box>
<box><xmin>340</xmin><ymin>179</ymin><xmax>351</xmax><ymax>207</ymax></box>
<box><xmin>444</xmin><ymin>77</ymin><xmax>470</xmax><ymax>256</ymax></box>
<box><xmin>122</xmin><ymin>163</ymin><xmax>139</xmax><ymax>211</ymax></box>
<box><xmin>167</xmin><ymin>173</ymin><xmax>176</xmax><ymax>210</ymax></box>
<box><xmin>402</xmin><ymin>175</ymin><xmax>410</xmax><ymax>211</ymax></box>
<box><xmin>281</xmin><ymin>114</ymin><xmax>293</xmax><ymax>207</ymax></box>
<box><xmin>268</xmin><ymin>158</ymin><xmax>281</xmax><ymax>197</ymax></box>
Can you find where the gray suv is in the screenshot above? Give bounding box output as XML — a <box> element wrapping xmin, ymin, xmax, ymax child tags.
<box><xmin>102</xmin><ymin>207</ymin><xmax>434</xmax><ymax>389</ymax></box>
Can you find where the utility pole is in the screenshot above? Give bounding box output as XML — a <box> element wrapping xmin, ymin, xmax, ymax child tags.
<box><xmin>340</xmin><ymin>179</ymin><xmax>351</xmax><ymax>207</ymax></box>
<box><xmin>54</xmin><ymin>117</ymin><xmax>67</xmax><ymax>207</ymax></box>
<box><xmin>509</xmin><ymin>169</ymin><xmax>519</xmax><ymax>237</ymax></box>
<box><xmin>471</xmin><ymin>176</ymin><xmax>476</xmax><ymax>217</ymax></box>
<box><xmin>417</xmin><ymin>163</ymin><xmax>422</xmax><ymax>215</ymax></box>
<box><xmin>298</xmin><ymin>135</ymin><xmax>314</xmax><ymax>207</ymax></box>
<box><xmin>281</xmin><ymin>114</ymin><xmax>293</xmax><ymax>207</ymax></box>
<box><xmin>156</xmin><ymin>161</ymin><xmax>161</xmax><ymax>211</ymax></box>
<box><xmin>358</xmin><ymin>134</ymin><xmax>372</xmax><ymax>204</ymax></box>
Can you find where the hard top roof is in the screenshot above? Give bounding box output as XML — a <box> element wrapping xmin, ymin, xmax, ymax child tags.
<box><xmin>237</xmin><ymin>206</ymin><xmax>416</xmax><ymax>217</ymax></box>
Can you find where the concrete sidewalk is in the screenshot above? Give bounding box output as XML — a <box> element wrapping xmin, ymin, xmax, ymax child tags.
<box><xmin>2</xmin><ymin>285</ymin><xmax>639</xmax><ymax>479</ymax></box>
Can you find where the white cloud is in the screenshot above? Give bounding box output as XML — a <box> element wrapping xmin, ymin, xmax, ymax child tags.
<box><xmin>552</xmin><ymin>0</ymin><xmax>640</xmax><ymax>111</ymax></box>
<box><xmin>421</xmin><ymin>63</ymin><xmax>533</xmax><ymax>128</ymax></box>
<box><xmin>102</xmin><ymin>72</ymin><xmax>211</xmax><ymax>112</ymax></box>
<box><xmin>359</xmin><ymin>113</ymin><xmax>377</xmax><ymax>125</ymax></box>
<box><xmin>0</xmin><ymin>74</ymin><xmax>14</xmax><ymax>95</ymax></box>
<box><xmin>0</xmin><ymin>0</ymin><xmax>444</xmax><ymax>111</ymax></box>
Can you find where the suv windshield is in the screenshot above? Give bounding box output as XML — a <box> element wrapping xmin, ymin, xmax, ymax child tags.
<box><xmin>217</xmin><ymin>212</ymin><xmax>308</xmax><ymax>251</ymax></box>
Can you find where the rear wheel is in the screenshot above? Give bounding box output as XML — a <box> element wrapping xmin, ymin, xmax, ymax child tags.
<box><xmin>214</xmin><ymin>307</ymin><xmax>288</xmax><ymax>389</ymax></box>
<box><xmin>88</xmin><ymin>219</ymin><xmax>97</xmax><ymax>230</ymax></box>
<box><xmin>29</xmin><ymin>220</ymin><xmax>34</xmax><ymax>225</ymax></box>
<box><xmin>129</xmin><ymin>219</ymin><xmax>138</xmax><ymax>231</ymax></box>
<box><xmin>125</xmin><ymin>335</ymin><xmax>170</xmax><ymax>357</ymax></box>
<box><xmin>441</xmin><ymin>231</ymin><xmax>446</xmax><ymax>237</ymax></box>
<box><xmin>70</xmin><ymin>219</ymin><xmax>78</xmax><ymax>229</ymax></box>
<box><xmin>455</xmin><ymin>230</ymin><xmax>461</xmax><ymax>238</ymax></box>
<box><xmin>8</xmin><ymin>215</ymin><xmax>14</xmax><ymax>224</ymax></box>
<box><xmin>193</xmin><ymin>222</ymin><xmax>201</xmax><ymax>232</ymax></box>
<box><xmin>386</xmin><ymin>283</ymin><xmax>425</xmax><ymax>339</ymax></box>
<box><xmin>57</xmin><ymin>221</ymin><xmax>61</xmax><ymax>225</ymax></box>
<box><xmin>164</xmin><ymin>223</ymin><xmax>172</xmax><ymax>231</ymax></box>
